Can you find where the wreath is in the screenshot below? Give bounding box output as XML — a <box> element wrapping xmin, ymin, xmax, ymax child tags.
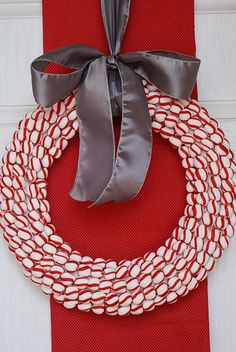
<box><xmin>1</xmin><ymin>82</ymin><xmax>235</xmax><ymax>316</ymax></box>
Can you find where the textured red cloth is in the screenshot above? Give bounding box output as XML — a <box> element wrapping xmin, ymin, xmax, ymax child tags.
<box><xmin>43</xmin><ymin>0</ymin><xmax>210</xmax><ymax>351</ymax></box>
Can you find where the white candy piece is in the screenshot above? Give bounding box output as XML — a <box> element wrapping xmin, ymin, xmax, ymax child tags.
<box><xmin>129</xmin><ymin>264</ymin><xmax>140</xmax><ymax>277</ymax></box>
<box><xmin>126</xmin><ymin>278</ymin><xmax>139</xmax><ymax>292</ymax></box>
<box><xmin>48</xmin><ymin>125</ymin><xmax>61</xmax><ymax>139</ymax></box>
<box><xmin>53</xmin><ymin>101</ymin><xmax>65</xmax><ymax>115</ymax></box>
<box><xmin>140</xmin><ymin>274</ymin><xmax>152</xmax><ymax>288</ymax></box>
<box><xmin>148</xmin><ymin>104</ymin><xmax>156</xmax><ymax>117</ymax></box>
<box><xmin>147</xmin><ymin>91</ymin><xmax>160</xmax><ymax>104</ymax></box>
<box><xmin>64</xmin><ymin>94</ymin><xmax>76</xmax><ymax>109</ymax></box>
<box><xmin>67</xmin><ymin>109</ymin><xmax>77</xmax><ymax>121</ymax></box>
<box><xmin>52</xmin><ymin>283</ymin><xmax>65</xmax><ymax>294</ymax></box>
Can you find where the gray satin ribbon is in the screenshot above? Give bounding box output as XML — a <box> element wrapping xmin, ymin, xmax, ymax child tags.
<box><xmin>31</xmin><ymin>0</ymin><xmax>200</xmax><ymax>205</ymax></box>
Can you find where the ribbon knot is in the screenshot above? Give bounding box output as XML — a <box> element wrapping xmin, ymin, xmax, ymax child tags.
<box><xmin>31</xmin><ymin>0</ymin><xmax>200</xmax><ymax>205</ymax></box>
<box><xmin>106</xmin><ymin>55</ymin><xmax>119</xmax><ymax>69</ymax></box>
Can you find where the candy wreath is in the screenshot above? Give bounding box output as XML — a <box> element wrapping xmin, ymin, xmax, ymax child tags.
<box><xmin>0</xmin><ymin>81</ymin><xmax>235</xmax><ymax>316</ymax></box>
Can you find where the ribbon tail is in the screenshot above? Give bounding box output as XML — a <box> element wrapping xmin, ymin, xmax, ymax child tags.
<box><xmin>94</xmin><ymin>62</ymin><xmax>152</xmax><ymax>205</ymax></box>
<box><xmin>69</xmin><ymin>57</ymin><xmax>115</xmax><ymax>202</ymax></box>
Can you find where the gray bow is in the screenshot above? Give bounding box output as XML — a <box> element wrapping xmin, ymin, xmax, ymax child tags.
<box><xmin>31</xmin><ymin>0</ymin><xmax>200</xmax><ymax>205</ymax></box>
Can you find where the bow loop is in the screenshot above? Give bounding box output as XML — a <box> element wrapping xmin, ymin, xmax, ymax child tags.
<box><xmin>30</xmin><ymin>0</ymin><xmax>200</xmax><ymax>206</ymax></box>
<box><xmin>120</xmin><ymin>51</ymin><xmax>200</xmax><ymax>100</ymax></box>
<box><xmin>31</xmin><ymin>45</ymin><xmax>104</xmax><ymax>107</ymax></box>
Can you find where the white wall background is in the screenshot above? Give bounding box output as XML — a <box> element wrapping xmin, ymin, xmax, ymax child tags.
<box><xmin>0</xmin><ymin>0</ymin><xmax>236</xmax><ymax>351</ymax></box>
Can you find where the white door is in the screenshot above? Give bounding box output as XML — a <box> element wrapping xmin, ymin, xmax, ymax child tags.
<box><xmin>0</xmin><ymin>1</ymin><xmax>236</xmax><ymax>351</ymax></box>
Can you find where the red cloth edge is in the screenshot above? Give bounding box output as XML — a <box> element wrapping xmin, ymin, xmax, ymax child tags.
<box><xmin>42</xmin><ymin>0</ymin><xmax>211</xmax><ymax>351</ymax></box>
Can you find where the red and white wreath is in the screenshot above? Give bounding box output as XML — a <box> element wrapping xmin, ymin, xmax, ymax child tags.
<box><xmin>0</xmin><ymin>81</ymin><xmax>235</xmax><ymax>316</ymax></box>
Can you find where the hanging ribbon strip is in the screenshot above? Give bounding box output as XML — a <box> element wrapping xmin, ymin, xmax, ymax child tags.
<box><xmin>31</xmin><ymin>0</ymin><xmax>200</xmax><ymax>205</ymax></box>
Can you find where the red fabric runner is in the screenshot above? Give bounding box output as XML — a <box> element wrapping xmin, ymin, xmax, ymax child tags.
<box><xmin>43</xmin><ymin>1</ymin><xmax>210</xmax><ymax>351</ymax></box>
